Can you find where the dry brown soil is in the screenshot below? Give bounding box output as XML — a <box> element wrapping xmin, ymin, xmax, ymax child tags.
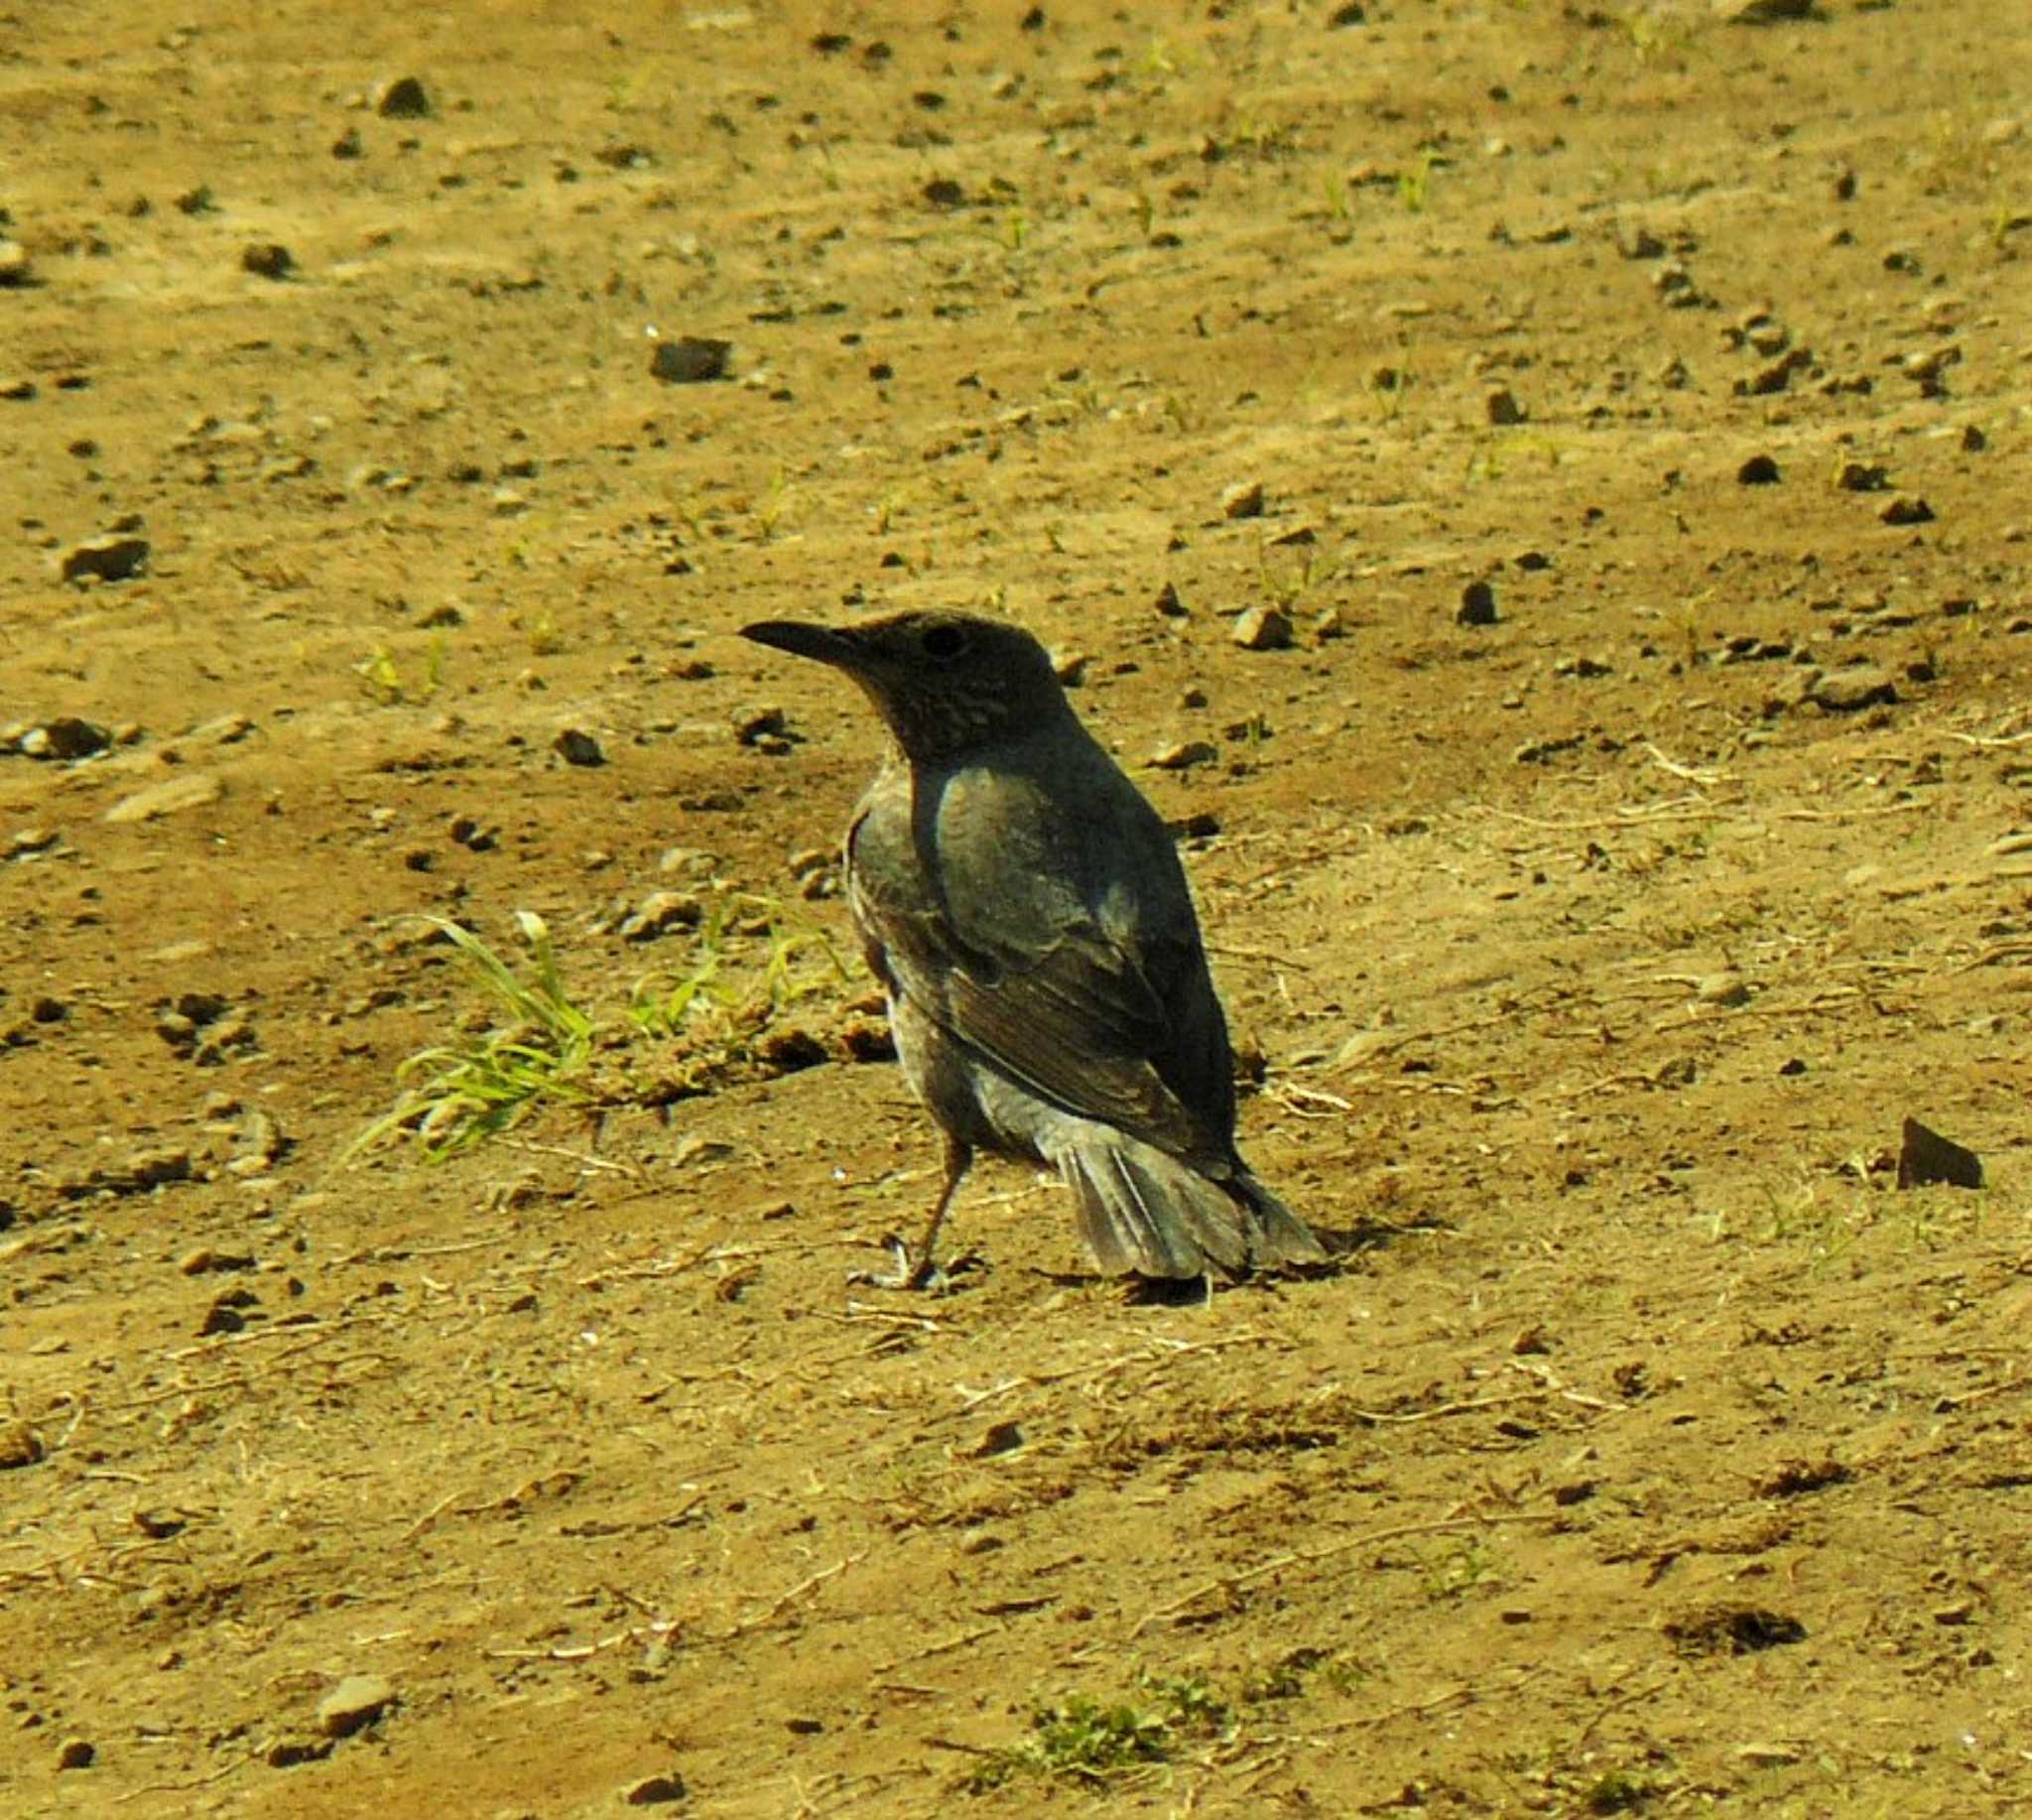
<box><xmin>4</xmin><ymin>1</ymin><xmax>2031</xmax><ymax>1814</ymax></box>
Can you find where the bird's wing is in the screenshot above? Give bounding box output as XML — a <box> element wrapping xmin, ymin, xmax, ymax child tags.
<box><xmin>846</xmin><ymin>761</ymin><xmax>1239</xmax><ymax>1166</ymax></box>
<box><xmin>853</xmin><ymin>850</ymin><xmax>1233</xmax><ymax>1167</ymax></box>
<box><xmin>950</xmin><ymin>920</ymin><xmax>1234</xmax><ymax>1166</ymax></box>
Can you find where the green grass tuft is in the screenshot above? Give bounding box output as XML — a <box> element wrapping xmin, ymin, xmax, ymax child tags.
<box><xmin>349</xmin><ymin>912</ymin><xmax>594</xmax><ymax>1162</ymax></box>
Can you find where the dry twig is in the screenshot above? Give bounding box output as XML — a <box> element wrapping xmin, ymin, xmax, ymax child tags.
<box><xmin>1131</xmin><ymin>1512</ymin><xmax>1566</xmax><ymax>1638</ymax></box>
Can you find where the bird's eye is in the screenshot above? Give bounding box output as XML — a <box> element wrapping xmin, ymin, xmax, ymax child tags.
<box><xmin>920</xmin><ymin>623</ymin><xmax>968</xmax><ymax>661</ymax></box>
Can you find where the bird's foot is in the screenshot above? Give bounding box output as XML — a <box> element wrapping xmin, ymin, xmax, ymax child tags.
<box><xmin>847</xmin><ymin>1233</ymin><xmax>947</xmax><ymax>1292</ymax></box>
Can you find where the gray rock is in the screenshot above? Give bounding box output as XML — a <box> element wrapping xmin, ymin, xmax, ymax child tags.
<box><xmin>619</xmin><ymin>1770</ymin><xmax>689</xmax><ymax>1806</ymax></box>
<box><xmin>554</xmin><ymin>727</ymin><xmax>605</xmax><ymax>767</ymax></box>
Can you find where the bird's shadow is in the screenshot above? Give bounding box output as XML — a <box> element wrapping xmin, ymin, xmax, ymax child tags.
<box><xmin>901</xmin><ymin>1213</ymin><xmax>1452</xmax><ymax>1303</ymax></box>
<box><xmin>1030</xmin><ymin>1213</ymin><xmax>1455</xmax><ymax>1306</ymax></box>
<box><xmin>1313</xmin><ymin>1210</ymin><xmax>1454</xmax><ymax>1260</ymax></box>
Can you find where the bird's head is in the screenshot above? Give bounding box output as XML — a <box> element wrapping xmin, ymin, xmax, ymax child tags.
<box><xmin>741</xmin><ymin>610</ymin><xmax>1072</xmax><ymax>765</ymax></box>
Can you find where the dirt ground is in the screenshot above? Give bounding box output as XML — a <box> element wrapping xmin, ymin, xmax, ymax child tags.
<box><xmin>4</xmin><ymin>0</ymin><xmax>2030</xmax><ymax>1813</ymax></box>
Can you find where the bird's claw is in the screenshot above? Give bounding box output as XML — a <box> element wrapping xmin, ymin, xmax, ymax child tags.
<box><xmin>846</xmin><ymin>1233</ymin><xmax>948</xmax><ymax>1292</ymax></box>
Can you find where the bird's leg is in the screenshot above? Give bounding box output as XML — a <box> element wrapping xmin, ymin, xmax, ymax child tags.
<box><xmin>906</xmin><ymin>1135</ymin><xmax>971</xmax><ymax>1286</ymax></box>
<box><xmin>850</xmin><ymin>1137</ymin><xmax>971</xmax><ymax>1290</ymax></box>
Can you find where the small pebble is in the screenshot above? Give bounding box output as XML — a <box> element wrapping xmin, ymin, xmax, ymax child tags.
<box><xmin>1220</xmin><ymin>479</ymin><xmax>1266</xmax><ymax>520</ymax></box>
<box><xmin>1150</xmin><ymin>739</ymin><xmax>1217</xmax><ymax>771</ymax></box>
<box><xmin>731</xmin><ymin>705</ymin><xmax>788</xmax><ymax>745</ymax></box>
<box><xmin>241</xmin><ymin>242</ymin><xmax>295</xmax><ymax>280</ymax></box>
<box><xmin>0</xmin><ymin>1421</ymin><xmax>46</xmax><ymax>1469</ymax></box>
<box><xmin>58</xmin><ymin>536</ymin><xmax>150</xmax><ymax>585</ymax></box>
<box><xmin>618</xmin><ymin>891</ymin><xmax>702</xmax><ymax>942</ymax></box>
<box><xmin>1458</xmin><ymin>579</ymin><xmax>1498</xmax><ymax>626</ymax></box>
<box><xmin>1230</xmin><ymin>604</ymin><xmax>1291</xmax><ymax>650</ymax></box>
<box><xmin>316</xmin><ymin>1673</ymin><xmax>395</xmax><ymax>1739</ymax></box>
<box><xmin>650</xmin><ymin>337</ymin><xmax>730</xmax><ymax>384</ymax></box>
<box><xmin>554</xmin><ymin>727</ymin><xmax>605</xmax><ymax>767</ymax></box>
<box><xmin>1808</xmin><ymin>664</ymin><xmax>1898</xmax><ymax>713</ymax></box>
<box><xmin>371</xmin><ymin>74</ymin><xmax>431</xmax><ymax>118</ymax></box>
<box><xmin>20</xmin><ymin>716</ymin><xmax>111</xmax><ymax>759</ymax></box>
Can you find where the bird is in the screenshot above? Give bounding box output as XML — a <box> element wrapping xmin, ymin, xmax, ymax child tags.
<box><xmin>740</xmin><ymin>609</ymin><xmax>1328</xmax><ymax>1289</ymax></box>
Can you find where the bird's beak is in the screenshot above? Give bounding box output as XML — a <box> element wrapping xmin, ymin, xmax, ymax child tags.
<box><xmin>741</xmin><ymin>619</ymin><xmax>862</xmax><ymax>669</ymax></box>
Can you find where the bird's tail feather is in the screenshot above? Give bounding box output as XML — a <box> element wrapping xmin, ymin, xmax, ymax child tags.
<box><xmin>1049</xmin><ymin>1129</ymin><xmax>1328</xmax><ymax>1279</ymax></box>
<box><xmin>1232</xmin><ymin>1169</ymin><xmax>1330</xmax><ymax>1268</ymax></box>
